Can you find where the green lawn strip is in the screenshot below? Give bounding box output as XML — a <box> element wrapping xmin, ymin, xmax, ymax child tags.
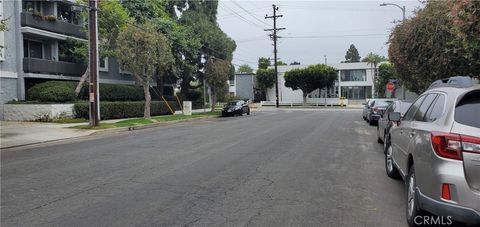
<box><xmin>71</xmin><ymin>111</ymin><xmax>220</xmax><ymax>129</ymax></box>
<box><xmin>53</xmin><ymin>118</ymin><xmax>88</xmax><ymax>123</ymax></box>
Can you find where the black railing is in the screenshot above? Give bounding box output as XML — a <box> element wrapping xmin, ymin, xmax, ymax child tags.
<box><xmin>23</xmin><ymin>58</ymin><xmax>87</xmax><ymax>76</ymax></box>
<box><xmin>21</xmin><ymin>12</ymin><xmax>87</xmax><ymax>39</ymax></box>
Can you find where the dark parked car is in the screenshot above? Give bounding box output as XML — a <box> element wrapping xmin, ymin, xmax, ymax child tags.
<box><xmin>366</xmin><ymin>100</ymin><xmax>393</xmax><ymax>125</ymax></box>
<box><xmin>362</xmin><ymin>99</ymin><xmax>393</xmax><ymax>122</ymax></box>
<box><xmin>221</xmin><ymin>100</ymin><xmax>250</xmax><ymax>117</ymax></box>
<box><xmin>377</xmin><ymin>100</ymin><xmax>412</xmax><ymax>144</ymax></box>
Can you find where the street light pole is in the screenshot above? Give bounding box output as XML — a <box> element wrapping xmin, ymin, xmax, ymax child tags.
<box><xmin>380</xmin><ymin>2</ymin><xmax>406</xmax><ymax>100</ymax></box>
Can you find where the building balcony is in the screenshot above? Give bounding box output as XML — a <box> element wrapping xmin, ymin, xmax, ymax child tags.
<box><xmin>23</xmin><ymin>58</ymin><xmax>87</xmax><ymax>76</ymax></box>
<box><xmin>20</xmin><ymin>12</ymin><xmax>87</xmax><ymax>39</ymax></box>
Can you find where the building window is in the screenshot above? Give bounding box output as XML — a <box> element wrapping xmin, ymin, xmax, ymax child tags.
<box><xmin>340</xmin><ymin>70</ymin><xmax>366</xmax><ymax>81</ymax></box>
<box><xmin>23</xmin><ymin>1</ymin><xmax>43</xmax><ymax>15</ymax></box>
<box><xmin>24</xmin><ymin>39</ymin><xmax>43</xmax><ymax>59</ymax></box>
<box><xmin>99</xmin><ymin>57</ymin><xmax>108</xmax><ymax>72</ymax></box>
<box><xmin>341</xmin><ymin>86</ymin><xmax>372</xmax><ymax>100</ymax></box>
<box><xmin>119</xmin><ymin>64</ymin><xmax>131</xmax><ymax>75</ymax></box>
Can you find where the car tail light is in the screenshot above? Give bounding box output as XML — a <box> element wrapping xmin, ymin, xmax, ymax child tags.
<box><xmin>372</xmin><ymin>107</ymin><xmax>379</xmax><ymax>113</ymax></box>
<box><xmin>441</xmin><ymin>183</ymin><xmax>451</xmax><ymax>200</ymax></box>
<box><xmin>431</xmin><ymin>132</ymin><xmax>480</xmax><ymax>160</ymax></box>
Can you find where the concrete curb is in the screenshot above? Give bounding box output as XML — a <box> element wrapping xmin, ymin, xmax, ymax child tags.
<box><xmin>91</xmin><ymin>115</ymin><xmax>220</xmax><ymax>135</ymax></box>
<box><xmin>1</xmin><ymin>115</ymin><xmax>220</xmax><ymax>150</ymax></box>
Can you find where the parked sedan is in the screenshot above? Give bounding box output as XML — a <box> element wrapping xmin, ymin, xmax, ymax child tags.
<box><xmin>366</xmin><ymin>100</ymin><xmax>393</xmax><ymax>125</ymax></box>
<box><xmin>221</xmin><ymin>100</ymin><xmax>250</xmax><ymax>117</ymax></box>
<box><xmin>377</xmin><ymin>100</ymin><xmax>412</xmax><ymax>144</ymax></box>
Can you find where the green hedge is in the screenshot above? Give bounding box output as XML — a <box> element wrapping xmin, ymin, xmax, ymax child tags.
<box><xmin>27</xmin><ymin>81</ymin><xmax>77</xmax><ymax>102</ymax></box>
<box><xmin>27</xmin><ymin>81</ymin><xmax>146</xmax><ymax>102</ymax></box>
<box><xmin>73</xmin><ymin>101</ymin><xmax>180</xmax><ymax>120</ymax></box>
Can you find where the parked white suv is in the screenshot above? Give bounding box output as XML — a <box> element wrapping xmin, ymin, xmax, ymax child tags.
<box><xmin>384</xmin><ymin>77</ymin><xmax>480</xmax><ymax>226</ymax></box>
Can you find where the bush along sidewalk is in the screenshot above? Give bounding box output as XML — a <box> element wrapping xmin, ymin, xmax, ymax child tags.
<box><xmin>71</xmin><ymin>111</ymin><xmax>221</xmax><ymax>129</ymax></box>
<box><xmin>73</xmin><ymin>101</ymin><xmax>180</xmax><ymax>120</ymax></box>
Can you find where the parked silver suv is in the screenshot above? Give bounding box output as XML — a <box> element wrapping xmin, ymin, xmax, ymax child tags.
<box><xmin>384</xmin><ymin>77</ymin><xmax>480</xmax><ymax>226</ymax></box>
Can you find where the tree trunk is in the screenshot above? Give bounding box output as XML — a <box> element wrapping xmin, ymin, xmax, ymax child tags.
<box><xmin>143</xmin><ymin>84</ymin><xmax>152</xmax><ymax>119</ymax></box>
<box><xmin>75</xmin><ymin>67</ymin><xmax>89</xmax><ymax>96</ymax></box>
<box><xmin>210</xmin><ymin>87</ymin><xmax>216</xmax><ymax>112</ymax></box>
<box><xmin>303</xmin><ymin>94</ymin><xmax>307</xmax><ymax>106</ymax></box>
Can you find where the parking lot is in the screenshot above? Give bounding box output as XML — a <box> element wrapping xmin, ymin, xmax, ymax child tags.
<box><xmin>2</xmin><ymin>109</ymin><xmax>408</xmax><ymax>226</ymax></box>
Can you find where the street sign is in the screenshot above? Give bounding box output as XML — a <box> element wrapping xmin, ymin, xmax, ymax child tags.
<box><xmin>386</xmin><ymin>82</ymin><xmax>395</xmax><ymax>92</ymax></box>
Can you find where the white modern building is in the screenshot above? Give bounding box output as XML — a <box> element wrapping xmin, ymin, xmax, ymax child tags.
<box><xmin>265</xmin><ymin>62</ymin><xmax>383</xmax><ymax>105</ymax></box>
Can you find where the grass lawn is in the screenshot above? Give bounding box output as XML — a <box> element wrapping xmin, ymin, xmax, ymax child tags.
<box><xmin>53</xmin><ymin>118</ymin><xmax>88</xmax><ymax>123</ymax></box>
<box><xmin>71</xmin><ymin>111</ymin><xmax>221</xmax><ymax>129</ymax></box>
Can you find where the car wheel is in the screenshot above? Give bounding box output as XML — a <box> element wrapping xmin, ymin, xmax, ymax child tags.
<box><xmin>406</xmin><ymin>166</ymin><xmax>424</xmax><ymax>227</ymax></box>
<box><xmin>385</xmin><ymin>142</ymin><xmax>401</xmax><ymax>179</ymax></box>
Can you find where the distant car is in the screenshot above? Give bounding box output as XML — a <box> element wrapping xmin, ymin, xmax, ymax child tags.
<box><xmin>384</xmin><ymin>76</ymin><xmax>480</xmax><ymax>226</ymax></box>
<box><xmin>376</xmin><ymin>100</ymin><xmax>412</xmax><ymax>144</ymax></box>
<box><xmin>221</xmin><ymin>100</ymin><xmax>250</xmax><ymax>117</ymax></box>
<box><xmin>366</xmin><ymin>100</ymin><xmax>393</xmax><ymax>125</ymax></box>
<box><xmin>362</xmin><ymin>99</ymin><xmax>394</xmax><ymax>121</ymax></box>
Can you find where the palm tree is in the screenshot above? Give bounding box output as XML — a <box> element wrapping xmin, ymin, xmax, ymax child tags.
<box><xmin>363</xmin><ymin>53</ymin><xmax>387</xmax><ymax>98</ymax></box>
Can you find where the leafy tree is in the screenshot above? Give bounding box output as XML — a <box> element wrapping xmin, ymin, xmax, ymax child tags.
<box><xmin>256</xmin><ymin>68</ymin><xmax>275</xmax><ymax>98</ymax></box>
<box><xmin>277</xmin><ymin>61</ymin><xmax>287</xmax><ymax>66</ymax></box>
<box><xmin>120</xmin><ymin>0</ymin><xmax>168</xmax><ymax>24</ymax></box>
<box><xmin>205</xmin><ymin>58</ymin><xmax>231</xmax><ymax>111</ymax></box>
<box><xmin>448</xmin><ymin>0</ymin><xmax>480</xmax><ymax>74</ymax></box>
<box><xmin>179</xmin><ymin>5</ymin><xmax>235</xmax><ymax>105</ymax></box>
<box><xmin>290</xmin><ymin>61</ymin><xmax>301</xmax><ymax>65</ymax></box>
<box><xmin>237</xmin><ymin>64</ymin><xmax>254</xmax><ymax>74</ymax></box>
<box><xmin>75</xmin><ymin>0</ymin><xmax>133</xmax><ymax>95</ymax></box>
<box><xmin>388</xmin><ymin>0</ymin><xmax>480</xmax><ymax>93</ymax></box>
<box><xmin>344</xmin><ymin>44</ymin><xmax>361</xmax><ymax>63</ymax></box>
<box><xmin>376</xmin><ymin>63</ymin><xmax>398</xmax><ymax>98</ymax></box>
<box><xmin>258</xmin><ymin>57</ymin><xmax>270</xmax><ymax>69</ymax></box>
<box><xmin>0</xmin><ymin>18</ymin><xmax>7</xmax><ymax>31</ymax></box>
<box><xmin>116</xmin><ymin>23</ymin><xmax>173</xmax><ymax>118</ymax></box>
<box><xmin>284</xmin><ymin>64</ymin><xmax>337</xmax><ymax>105</ymax></box>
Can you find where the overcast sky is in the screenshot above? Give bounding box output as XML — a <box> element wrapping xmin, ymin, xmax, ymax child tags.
<box><xmin>217</xmin><ymin>0</ymin><xmax>424</xmax><ymax>69</ymax></box>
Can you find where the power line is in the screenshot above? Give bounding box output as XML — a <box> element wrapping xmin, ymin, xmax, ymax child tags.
<box><xmin>219</xmin><ymin>3</ymin><xmax>266</xmax><ymax>30</ymax></box>
<box><xmin>282</xmin><ymin>34</ymin><xmax>389</xmax><ymax>39</ymax></box>
<box><xmin>231</xmin><ymin>1</ymin><xmax>271</xmax><ymax>27</ymax></box>
<box><xmin>217</xmin><ymin>6</ymin><xmax>270</xmax><ymax>19</ymax></box>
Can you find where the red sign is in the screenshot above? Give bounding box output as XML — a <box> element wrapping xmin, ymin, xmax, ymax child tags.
<box><xmin>386</xmin><ymin>82</ymin><xmax>395</xmax><ymax>92</ymax></box>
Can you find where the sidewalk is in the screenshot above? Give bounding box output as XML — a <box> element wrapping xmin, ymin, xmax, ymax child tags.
<box><xmin>0</xmin><ymin>121</ymin><xmax>98</xmax><ymax>149</ymax></box>
<box><xmin>0</xmin><ymin>110</ymin><xmax>218</xmax><ymax>149</ymax></box>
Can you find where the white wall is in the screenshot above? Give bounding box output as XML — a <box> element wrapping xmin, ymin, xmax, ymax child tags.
<box><xmin>3</xmin><ymin>104</ymin><xmax>74</xmax><ymax>121</ymax></box>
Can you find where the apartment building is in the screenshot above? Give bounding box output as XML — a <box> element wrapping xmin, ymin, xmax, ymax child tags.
<box><xmin>0</xmin><ymin>0</ymin><xmax>136</xmax><ymax>107</ymax></box>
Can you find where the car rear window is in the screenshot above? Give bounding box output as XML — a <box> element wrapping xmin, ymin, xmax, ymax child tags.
<box><xmin>375</xmin><ymin>101</ymin><xmax>391</xmax><ymax>107</ymax></box>
<box><xmin>455</xmin><ymin>90</ymin><xmax>480</xmax><ymax>128</ymax></box>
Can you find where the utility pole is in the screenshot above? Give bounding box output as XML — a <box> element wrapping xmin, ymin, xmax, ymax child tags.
<box><xmin>265</xmin><ymin>4</ymin><xmax>285</xmax><ymax>108</ymax></box>
<box><xmin>88</xmin><ymin>0</ymin><xmax>99</xmax><ymax>126</ymax></box>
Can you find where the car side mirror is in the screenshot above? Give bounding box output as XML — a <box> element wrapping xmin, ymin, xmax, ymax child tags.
<box><xmin>388</xmin><ymin>112</ymin><xmax>401</xmax><ymax>122</ymax></box>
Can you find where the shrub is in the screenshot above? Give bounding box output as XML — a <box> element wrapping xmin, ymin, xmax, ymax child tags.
<box><xmin>27</xmin><ymin>81</ymin><xmax>146</xmax><ymax>102</ymax></box>
<box><xmin>27</xmin><ymin>81</ymin><xmax>76</xmax><ymax>102</ymax></box>
<box><xmin>99</xmin><ymin>84</ymin><xmax>144</xmax><ymax>101</ymax></box>
<box><xmin>73</xmin><ymin>101</ymin><xmax>180</xmax><ymax>120</ymax></box>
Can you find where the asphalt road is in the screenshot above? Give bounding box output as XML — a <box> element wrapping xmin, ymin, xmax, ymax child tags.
<box><xmin>1</xmin><ymin>109</ymin><xmax>407</xmax><ymax>226</ymax></box>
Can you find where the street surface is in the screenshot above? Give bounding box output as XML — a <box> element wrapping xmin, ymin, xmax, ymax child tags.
<box><xmin>1</xmin><ymin>109</ymin><xmax>407</xmax><ymax>226</ymax></box>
